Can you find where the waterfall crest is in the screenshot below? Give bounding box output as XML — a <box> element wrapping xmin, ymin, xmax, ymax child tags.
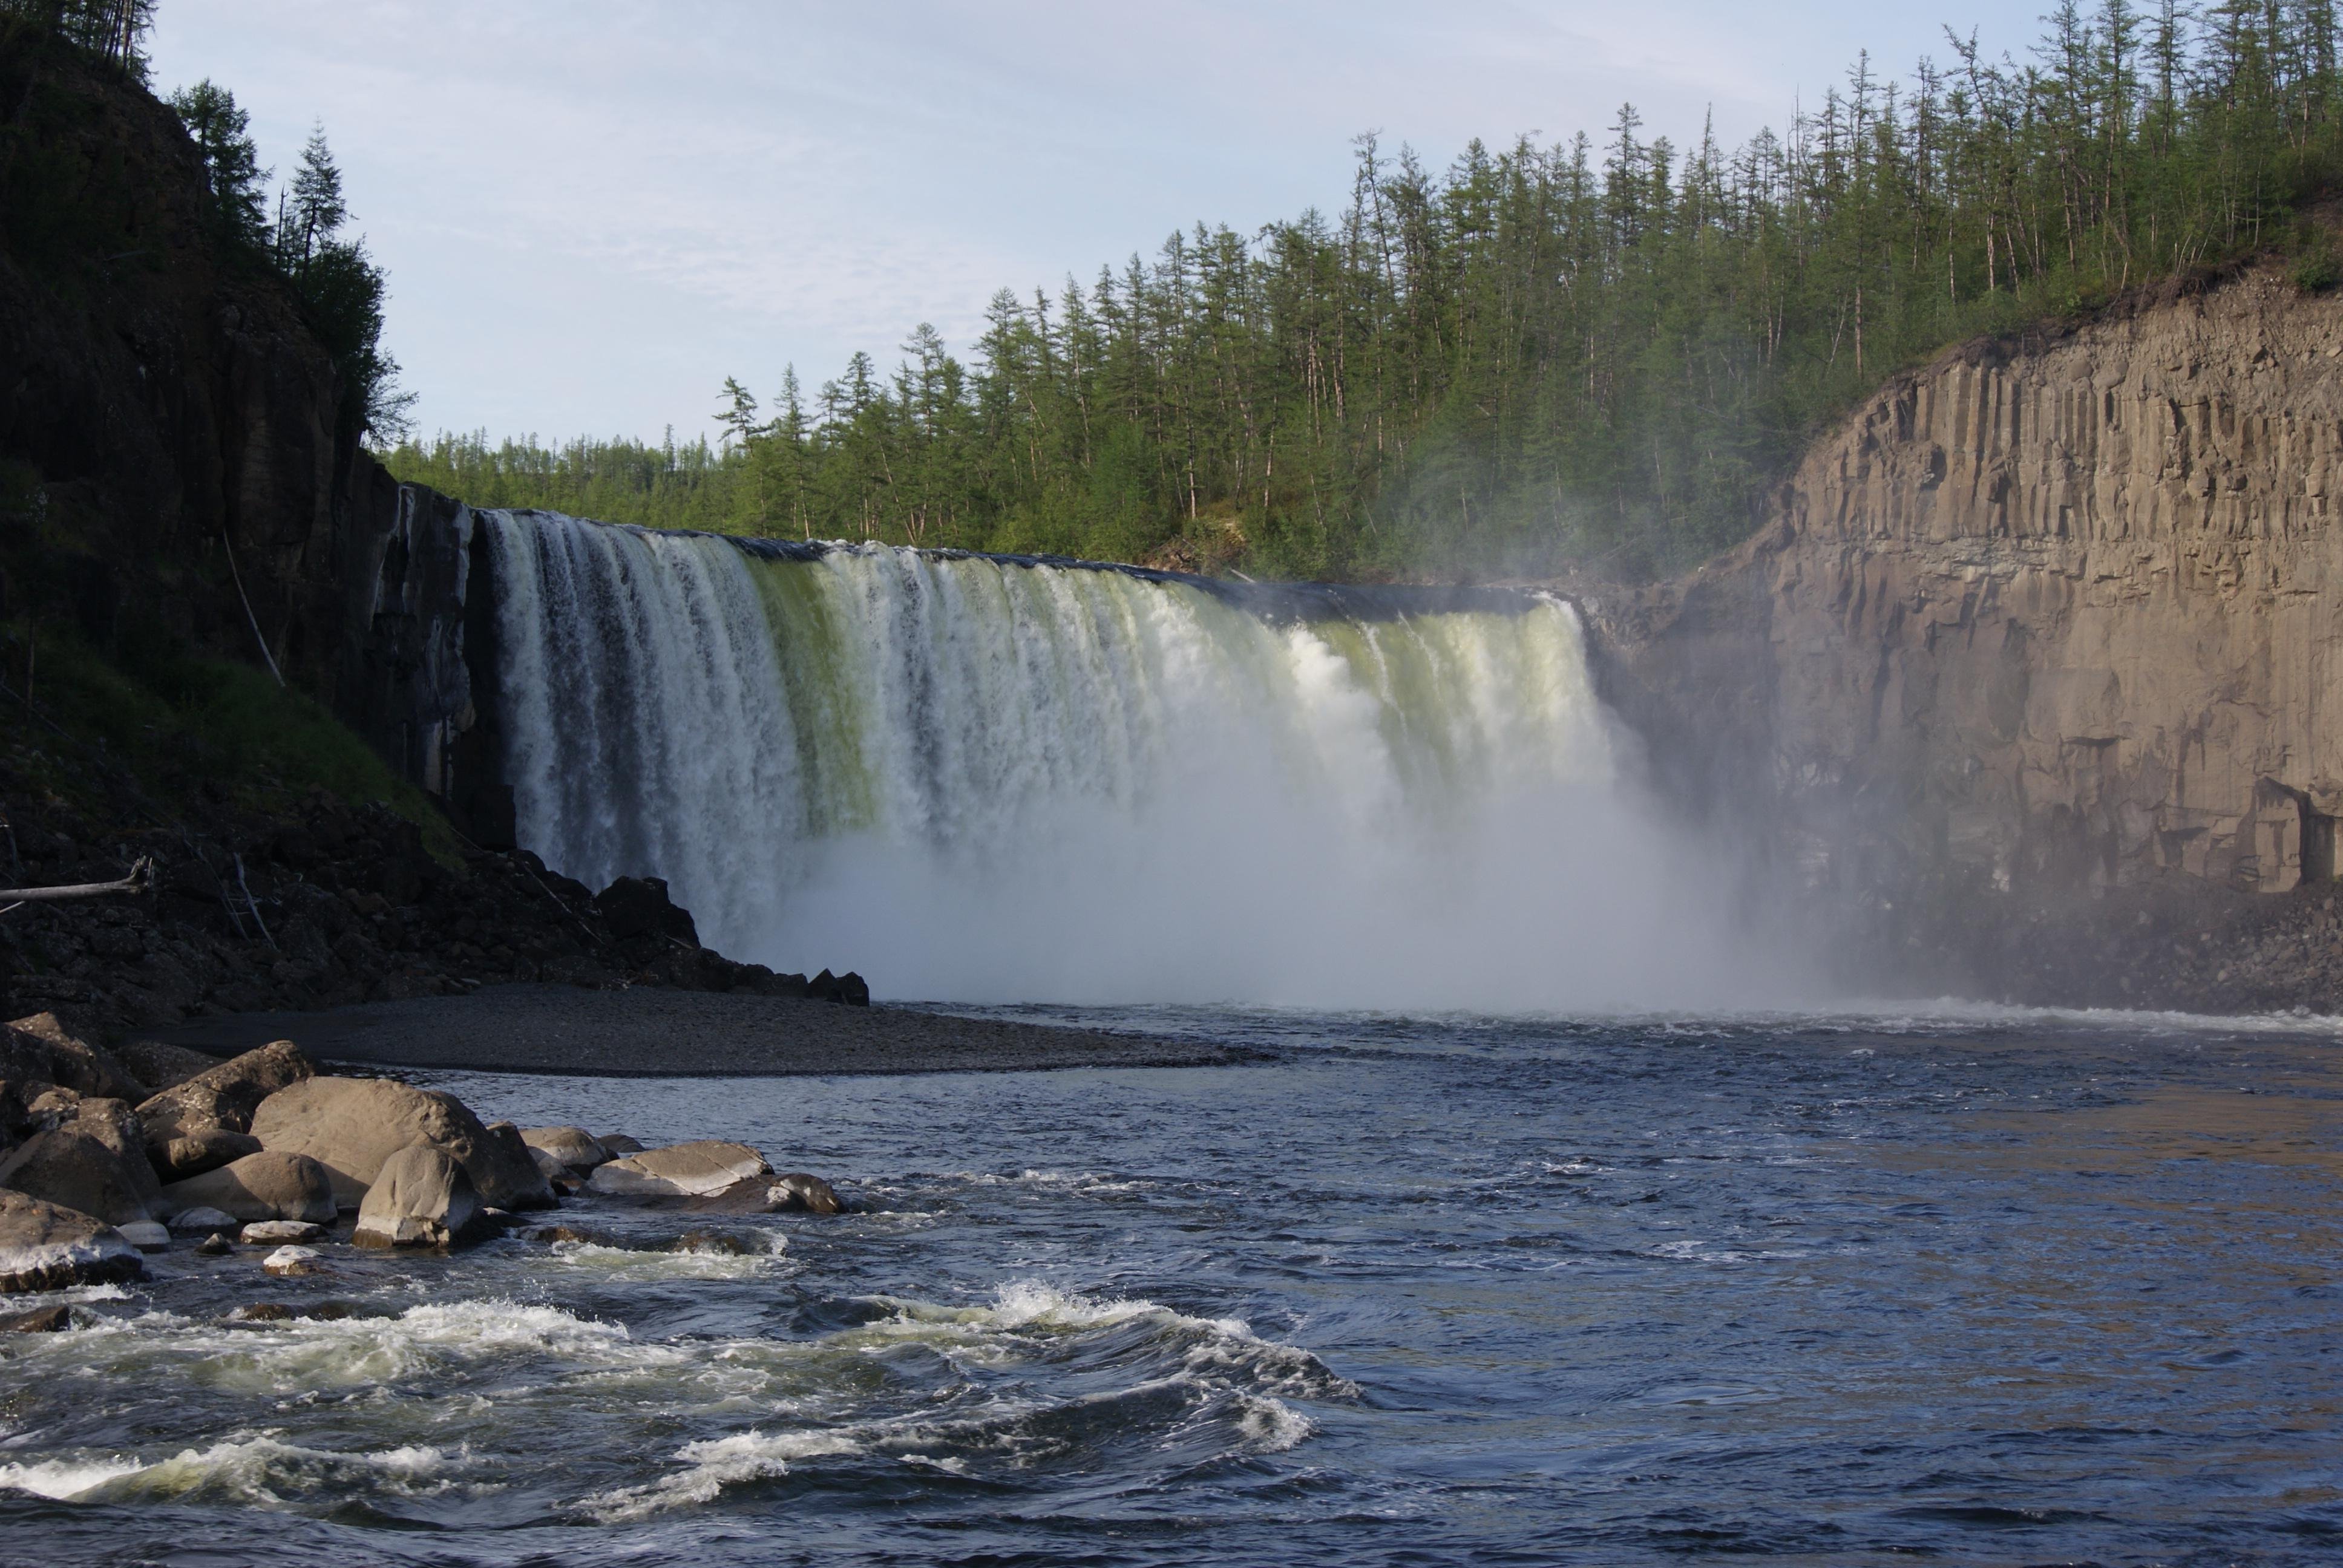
<box><xmin>483</xmin><ymin>509</ymin><xmax>1755</xmax><ymax>1008</ymax></box>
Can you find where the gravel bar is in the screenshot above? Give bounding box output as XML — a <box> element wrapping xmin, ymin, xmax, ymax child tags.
<box><xmin>152</xmin><ymin>984</ymin><xmax>1248</xmax><ymax>1077</ymax></box>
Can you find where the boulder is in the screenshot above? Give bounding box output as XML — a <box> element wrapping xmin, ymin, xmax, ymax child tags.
<box><xmin>0</xmin><ymin>1015</ymin><xmax>145</xmax><ymax>1102</ymax></box>
<box><xmin>158</xmin><ymin>1151</ymin><xmax>337</xmax><ymax>1226</ymax></box>
<box><xmin>157</xmin><ymin>1129</ymin><xmax>265</xmax><ymax>1181</ymax></box>
<box><xmin>0</xmin><ymin>1304</ymin><xmax>74</xmax><ymax>1332</ymax></box>
<box><xmin>352</xmin><ymin>1145</ymin><xmax>480</xmax><ymax>1249</ymax></box>
<box><xmin>249</xmin><ymin>1078</ymin><xmax>553</xmax><ymax>1210</ymax></box>
<box><xmin>195</xmin><ymin>1232</ymin><xmax>231</xmax><ymax>1256</ymax></box>
<box><xmin>0</xmin><ymin>1082</ymin><xmax>31</xmax><ymax>1152</ymax></box>
<box><xmin>768</xmin><ymin>1172</ymin><xmax>845</xmax><ymax>1215</ymax></box>
<box><xmin>116</xmin><ymin>1220</ymin><xmax>169</xmax><ymax>1252</ymax></box>
<box><xmin>670</xmin><ymin>1228</ymin><xmax>751</xmax><ymax>1255</ymax></box>
<box><xmin>526</xmin><ymin>1147</ymin><xmax>583</xmax><ymax>1196</ymax></box>
<box><xmin>137</xmin><ymin>1040</ymin><xmax>316</xmax><ymax>1157</ymax></box>
<box><xmin>586</xmin><ymin>1140</ymin><xmax>769</xmax><ymax>1198</ymax></box>
<box><xmin>0</xmin><ymin>1189</ymin><xmax>142</xmax><ymax>1292</ymax></box>
<box><xmin>680</xmin><ymin>1172</ymin><xmax>844</xmax><ymax>1215</ymax></box>
<box><xmin>520</xmin><ymin>1125</ymin><xmax>609</xmax><ymax>1172</ymax></box>
<box><xmin>598</xmin><ymin>1133</ymin><xmax>644</xmax><ymax>1155</ymax></box>
<box><xmin>805</xmin><ymin>970</ymin><xmax>870</xmax><ymax>1006</ymax></box>
<box><xmin>168</xmin><ymin>1206</ymin><xmax>240</xmax><ymax>1233</ymax></box>
<box><xmin>479</xmin><ymin>1122</ymin><xmax>557</xmax><ymax>1209</ymax></box>
<box><xmin>117</xmin><ymin>1039</ymin><xmax>225</xmax><ymax>1094</ymax></box>
<box><xmin>594</xmin><ymin>875</ymin><xmax>698</xmax><ymax>943</ymax></box>
<box><xmin>261</xmin><ymin>1245</ymin><xmax>325</xmax><ymax>1277</ymax></box>
<box><xmin>239</xmin><ymin>1220</ymin><xmax>326</xmax><ymax>1244</ymax></box>
<box><xmin>21</xmin><ymin>1085</ymin><xmax>80</xmax><ymax>1125</ymax></box>
<box><xmin>0</xmin><ymin>1097</ymin><xmax>165</xmax><ymax>1225</ymax></box>
<box><xmin>530</xmin><ymin>1223</ymin><xmax>616</xmax><ymax>1247</ymax></box>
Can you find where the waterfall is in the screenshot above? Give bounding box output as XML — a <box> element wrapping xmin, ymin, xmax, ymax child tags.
<box><xmin>482</xmin><ymin>508</ymin><xmax>1755</xmax><ymax>1009</ymax></box>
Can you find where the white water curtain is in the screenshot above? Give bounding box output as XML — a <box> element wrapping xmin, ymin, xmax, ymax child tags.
<box><xmin>485</xmin><ymin>511</ymin><xmax>1767</xmax><ymax>1010</ymax></box>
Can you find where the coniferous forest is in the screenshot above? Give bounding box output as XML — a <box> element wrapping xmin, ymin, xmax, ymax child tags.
<box><xmin>376</xmin><ymin>7</ymin><xmax>2343</xmax><ymax>578</ymax></box>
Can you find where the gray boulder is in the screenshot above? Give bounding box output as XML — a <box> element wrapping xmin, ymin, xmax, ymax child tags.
<box><xmin>116</xmin><ymin>1220</ymin><xmax>169</xmax><ymax>1252</ymax></box>
<box><xmin>261</xmin><ymin>1244</ymin><xmax>326</xmax><ymax>1277</ymax></box>
<box><xmin>353</xmin><ymin>1145</ymin><xmax>480</xmax><ymax>1249</ymax></box>
<box><xmin>768</xmin><ymin>1172</ymin><xmax>845</xmax><ymax>1215</ymax></box>
<box><xmin>137</xmin><ymin>1040</ymin><xmax>315</xmax><ymax>1158</ymax></box>
<box><xmin>168</xmin><ymin>1205</ymin><xmax>239</xmax><ymax>1232</ymax></box>
<box><xmin>0</xmin><ymin>1097</ymin><xmax>164</xmax><ymax>1225</ymax></box>
<box><xmin>158</xmin><ymin>1151</ymin><xmax>337</xmax><ymax>1225</ymax></box>
<box><xmin>0</xmin><ymin>1188</ymin><xmax>142</xmax><ymax>1292</ymax></box>
<box><xmin>250</xmin><ymin>1078</ymin><xmax>553</xmax><ymax>1210</ymax></box>
<box><xmin>681</xmin><ymin>1172</ymin><xmax>845</xmax><ymax>1215</ymax></box>
<box><xmin>20</xmin><ymin>1084</ymin><xmax>80</xmax><ymax>1126</ymax></box>
<box><xmin>156</xmin><ymin>1129</ymin><xmax>265</xmax><ymax>1181</ymax></box>
<box><xmin>1</xmin><ymin>1014</ymin><xmax>145</xmax><ymax>1102</ymax></box>
<box><xmin>117</xmin><ymin>1039</ymin><xmax>224</xmax><ymax>1094</ymax></box>
<box><xmin>0</xmin><ymin>1304</ymin><xmax>74</xmax><ymax>1331</ymax></box>
<box><xmin>480</xmin><ymin>1122</ymin><xmax>557</xmax><ymax>1209</ymax></box>
<box><xmin>520</xmin><ymin>1125</ymin><xmax>609</xmax><ymax>1173</ymax></box>
<box><xmin>587</xmin><ymin>1140</ymin><xmax>769</xmax><ymax>1198</ymax></box>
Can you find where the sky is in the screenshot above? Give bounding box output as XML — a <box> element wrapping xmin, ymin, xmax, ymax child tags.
<box><xmin>147</xmin><ymin>1</ymin><xmax>2049</xmax><ymax>446</ymax></box>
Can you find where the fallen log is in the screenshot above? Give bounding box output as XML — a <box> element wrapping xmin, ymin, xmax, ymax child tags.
<box><xmin>0</xmin><ymin>857</ymin><xmax>155</xmax><ymax>904</ymax></box>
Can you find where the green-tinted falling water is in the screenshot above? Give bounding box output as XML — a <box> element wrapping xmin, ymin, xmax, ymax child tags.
<box><xmin>482</xmin><ymin>511</ymin><xmax>1741</xmax><ymax>1007</ymax></box>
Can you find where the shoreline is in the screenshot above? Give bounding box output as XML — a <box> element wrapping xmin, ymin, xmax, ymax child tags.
<box><xmin>151</xmin><ymin>983</ymin><xmax>1253</xmax><ymax>1077</ymax></box>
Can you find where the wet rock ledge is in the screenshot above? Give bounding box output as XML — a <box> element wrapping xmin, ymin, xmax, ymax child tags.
<box><xmin>0</xmin><ymin>1013</ymin><xmax>840</xmax><ymax>1298</ymax></box>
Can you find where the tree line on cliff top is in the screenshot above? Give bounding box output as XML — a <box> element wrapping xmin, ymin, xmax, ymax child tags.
<box><xmin>390</xmin><ymin>4</ymin><xmax>2343</xmax><ymax>581</ymax></box>
<box><xmin>28</xmin><ymin>2</ymin><xmax>2343</xmax><ymax>583</ymax></box>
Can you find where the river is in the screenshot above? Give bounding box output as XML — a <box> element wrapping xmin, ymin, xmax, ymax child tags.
<box><xmin>3</xmin><ymin>1002</ymin><xmax>2338</xmax><ymax>1565</ymax></box>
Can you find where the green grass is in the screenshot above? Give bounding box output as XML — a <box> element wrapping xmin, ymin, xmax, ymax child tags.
<box><xmin>0</xmin><ymin>618</ymin><xmax>463</xmax><ymax>863</ymax></box>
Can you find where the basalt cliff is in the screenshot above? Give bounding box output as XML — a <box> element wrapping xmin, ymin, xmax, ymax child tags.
<box><xmin>1583</xmin><ymin>266</ymin><xmax>2343</xmax><ymax>1008</ymax></box>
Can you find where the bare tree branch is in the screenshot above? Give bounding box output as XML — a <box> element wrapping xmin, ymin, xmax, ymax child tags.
<box><xmin>0</xmin><ymin>856</ymin><xmax>154</xmax><ymax>903</ymax></box>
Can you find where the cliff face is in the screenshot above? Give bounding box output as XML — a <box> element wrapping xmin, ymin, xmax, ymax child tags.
<box><xmin>1587</xmin><ymin>266</ymin><xmax>2343</xmax><ymax>942</ymax></box>
<box><xmin>0</xmin><ymin>38</ymin><xmax>473</xmax><ymax>825</ymax></box>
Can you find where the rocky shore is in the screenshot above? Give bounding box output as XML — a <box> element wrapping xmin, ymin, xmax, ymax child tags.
<box><xmin>1876</xmin><ymin>874</ymin><xmax>2343</xmax><ymax>1015</ymax></box>
<box><xmin>0</xmin><ymin>762</ymin><xmax>869</xmax><ymax>1046</ymax></box>
<box><xmin>0</xmin><ymin>1012</ymin><xmax>844</xmax><ymax>1299</ymax></box>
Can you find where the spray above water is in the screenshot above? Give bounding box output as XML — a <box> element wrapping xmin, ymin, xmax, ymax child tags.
<box><xmin>485</xmin><ymin>509</ymin><xmax>1768</xmax><ymax>1009</ymax></box>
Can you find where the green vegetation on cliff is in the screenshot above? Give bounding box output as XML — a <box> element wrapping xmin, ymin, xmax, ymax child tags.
<box><xmin>388</xmin><ymin>3</ymin><xmax>2343</xmax><ymax>580</ymax></box>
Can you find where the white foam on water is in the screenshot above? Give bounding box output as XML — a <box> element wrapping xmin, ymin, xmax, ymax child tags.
<box><xmin>546</xmin><ymin>1238</ymin><xmax>788</xmax><ymax>1280</ymax></box>
<box><xmin>577</xmin><ymin>1428</ymin><xmax>864</xmax><ymax>1523</ymax></box>
<box><xmin>1234</xmin><ymin>1393</ymin><xmax>1315</xmax><ymax>1452</ymax></box>
<box><xmin>9</xmin><ymin>1298</ymin><xmax>647</xmax><ymax>1398</ymax></box>
<box><xmin>0</xmin><ymin>1456</ymin><xmax>145</xmax><ymax>1500</ymax></box>
<box><xmin>988</xmin><ymin>1278</ymin><xmax>1247</xmax><ymax>1336</ymax></box>
<box><xmin>1</xmin><ymin>1438</ymin><xmax>462</xmax><ymax>1506</ymax></box>
<box><xmin>572</xmin><ymin>1278</ymin><xmax>1348</xmax><ymax>1520</ymax></box>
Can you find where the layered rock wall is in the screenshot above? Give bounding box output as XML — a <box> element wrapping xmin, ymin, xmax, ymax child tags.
<box><xmin>1587</xmin><ymin>269</ymin><xmax>2343</xmax><ymax>912</ymax></box>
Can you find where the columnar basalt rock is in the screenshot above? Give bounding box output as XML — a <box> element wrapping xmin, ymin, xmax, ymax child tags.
<box><xmin>1587</xmin><ymin>268</ymin><xmax>2343</xmax><ymax>932</ymax></box>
